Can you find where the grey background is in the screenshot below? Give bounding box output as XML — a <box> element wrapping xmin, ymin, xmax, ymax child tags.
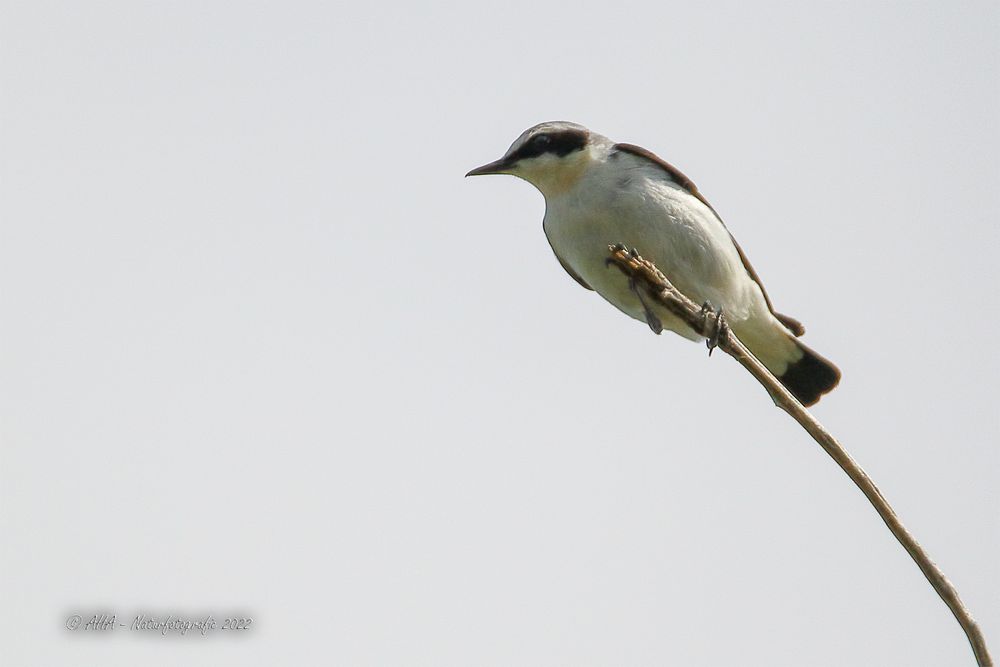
<box><xmin>1</xmin><ymin>1</ymin><xmax>997</xmax><ymax>665</ymax></box>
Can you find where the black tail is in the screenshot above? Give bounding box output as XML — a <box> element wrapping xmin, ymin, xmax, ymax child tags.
<box><xmin>778</xmin><ymin>342</ymin><xmax>841</xmax><ymax>406</ymax></box>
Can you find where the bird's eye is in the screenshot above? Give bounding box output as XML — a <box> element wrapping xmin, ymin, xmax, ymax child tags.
<box><xmin>533</xmin><ymin>134</ymin><xmax>551</xmax><ymax>148</ymax></box>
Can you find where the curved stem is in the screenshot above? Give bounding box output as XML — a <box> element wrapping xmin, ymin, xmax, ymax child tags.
<box><xmin>605</xmin><ymin>244</ymin><xmax>992</xmax><ymax>666</ymax></box>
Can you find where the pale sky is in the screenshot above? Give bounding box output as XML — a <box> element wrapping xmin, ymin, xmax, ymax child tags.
<box><xmin>1</xmin><ymin>1</ymin><xmax>998</xmax><ymax>665</ymax></box>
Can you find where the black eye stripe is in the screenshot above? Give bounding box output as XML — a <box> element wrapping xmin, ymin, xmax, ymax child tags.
<box><xmin>510</xmin><ymin>128</ymin><xmax>588</xmax><ymax>162</ymax></box>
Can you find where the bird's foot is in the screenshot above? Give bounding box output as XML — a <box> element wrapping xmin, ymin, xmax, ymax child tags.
<box><xmin>607</xmin><ymin>244</ymin><xmax>662</xmax><ymax>335</ymax></box>
<box><xmin>630</xmin><ymin>276</ymin><xmax>663</xmax><ymax>335</ymax></box>
<box><xmin>604</xmin><ymin>243</ymin><xmax>630</xmax><ymax>269</ymax></box>
<box><xmin>700</xmin><ymin>301</ymin><xmax>727</xmax><ymax>356</ymax></box>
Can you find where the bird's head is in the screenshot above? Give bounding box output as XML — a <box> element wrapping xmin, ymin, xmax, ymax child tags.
<box><xmin>466</xmin><ymin>121</ymin><xmax>598</xmax><ymax>197</ymax></box>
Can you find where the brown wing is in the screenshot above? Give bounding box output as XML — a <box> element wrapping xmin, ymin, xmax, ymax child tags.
<box><xmin>612</xmin><ymin>143</ymin><xmax>805</xmax><ymax>336</ymax></box>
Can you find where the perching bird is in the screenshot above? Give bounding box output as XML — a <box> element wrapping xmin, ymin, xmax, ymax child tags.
<box><xmin>467</xmin><ymin>121</ymin><xmax>840</xmax><ymax>405</ymax></box>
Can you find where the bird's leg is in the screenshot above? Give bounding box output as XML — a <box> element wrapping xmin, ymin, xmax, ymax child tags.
<box><xmin>630</xmin><ymin>276</ymin><xmax>663</xmax><ymax>335</ymax></box>
<box><xmin>605</xmin><ymin>244</ymin><xmax>662</xmax><ymax>335</ymax></box>
<box><xmin>700</xmin><ymin>301</ymin><xmax>728</xmax><ymax>356</ymax></box>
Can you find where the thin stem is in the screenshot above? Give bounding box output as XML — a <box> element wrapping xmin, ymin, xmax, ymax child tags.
<box><xmin>605</xmin><ymin>244</ymin><xmax>992</xmax><ymax>667</ymax></box>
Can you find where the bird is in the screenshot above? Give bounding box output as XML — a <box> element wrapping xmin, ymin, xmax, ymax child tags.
<box><xmin>466</xmin><ymin>121</ymin><xmax>840</xmax><ymax>406</ymax></box>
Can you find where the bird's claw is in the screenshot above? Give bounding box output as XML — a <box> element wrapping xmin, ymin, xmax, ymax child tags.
<box><xmin>605</xmin><ymin>243</ymin><xmax>629</xmax><ymax>268</ymax></box>
<box><xmin>700</xmin><ymin>301</ymin><xmax>727</xmax><ymax>356</ymax></box>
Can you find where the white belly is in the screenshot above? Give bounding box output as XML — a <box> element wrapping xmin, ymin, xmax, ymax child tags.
<box><xmin>542</xmin><ymin>177</ymin><xmax>761</xmax><ymax>341</ymax></box>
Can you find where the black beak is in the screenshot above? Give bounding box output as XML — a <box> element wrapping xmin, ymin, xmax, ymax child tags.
<box><xmin>465</xmin><ymin>158</ymin><xmax>512</xmax><ymax>177</ymax></box>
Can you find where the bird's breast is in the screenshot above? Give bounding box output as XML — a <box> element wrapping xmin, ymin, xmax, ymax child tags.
<box><xmin>543</xmin><ymin>183</ymin><xmax>673</xmax><ymax>288</ymax></box>
<box><xmin>543</xmin><ymin>189</ymin><xmax>684</xmax><ymax>330</ymax></box>
<box><xmin>542</xmin><ymin>175</ymin><xmax>757</xmax><ymax>332</ymax></box>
